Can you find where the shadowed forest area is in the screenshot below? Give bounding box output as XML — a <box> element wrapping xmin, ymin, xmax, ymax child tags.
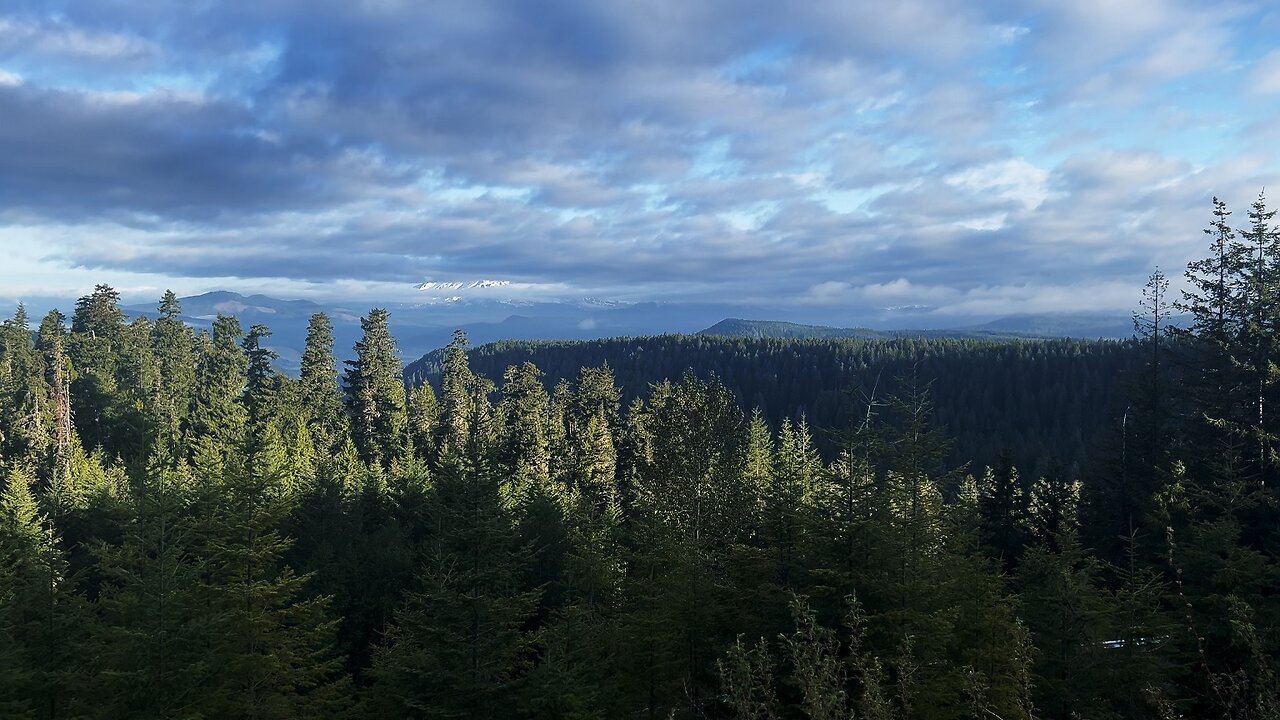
<box><xmin>2</xmin><ymin>197</ymin><xmax>1280</xmax><ymax>719</ymax></box>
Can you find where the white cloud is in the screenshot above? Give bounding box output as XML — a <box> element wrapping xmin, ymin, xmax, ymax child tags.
<box><xmin>945</xmin><ymin>158</ymin><xmax>1051</xmax><ymax>210</ymax></box>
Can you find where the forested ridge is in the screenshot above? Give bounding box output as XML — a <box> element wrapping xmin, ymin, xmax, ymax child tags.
<box><xmin>2</xmin><ymin>196</ymin><xmax>1280</xmax><ymax>719</ymax></box>
<box><xmin>405</xmin><ymin>334</ymin><xmax>1140</xmax><ymax>477</ymax></box>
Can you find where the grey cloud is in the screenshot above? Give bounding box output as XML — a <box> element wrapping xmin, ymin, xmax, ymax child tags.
<box><xmin>2</xmin><ymin>0</ymin><xmax>1277</xmax><ymax>318</ymax></box>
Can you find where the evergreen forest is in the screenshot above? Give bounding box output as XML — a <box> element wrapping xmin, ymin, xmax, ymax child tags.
<box><xmin>3</xmin><ymin>196</ymin><xmax>1280</xmax><ymax>719</ymax></box>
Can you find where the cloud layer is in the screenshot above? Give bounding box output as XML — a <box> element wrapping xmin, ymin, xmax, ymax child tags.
<box><xmin>3</xmin><ymin>0</ymin><xmax>1279</xmax><ymax>320</ymax></box>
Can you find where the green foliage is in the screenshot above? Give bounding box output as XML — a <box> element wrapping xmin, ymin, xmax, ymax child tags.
<box><xmin>343</xmin><ymin>308</ymin><xmax>409</xmax><ymax>468</ymax></box>
<box><xmin>0</xmin><ymin>242</ymin><xmax>1277</xmax><ymax>720</ymax></box>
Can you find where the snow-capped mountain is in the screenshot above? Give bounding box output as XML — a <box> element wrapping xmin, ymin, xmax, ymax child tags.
<box><xmin>416</xmin><ymin>279</ymin><xmax>512</xmax><ymax>291</ymax></box>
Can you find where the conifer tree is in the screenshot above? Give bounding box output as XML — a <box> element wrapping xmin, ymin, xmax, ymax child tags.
<box><xmin>343</xmin><ymin>309</ymin><xmax>407</xmax><ymax>468</ymax></box>
<box><xmin>977</xmin><ymin>454</ymin><xmax>1030</xmax><ymax>570</ymax></box>
<box><xmin>438</xmin><ymin>329</ymin><xmax>476</xmax><ymax>457</ymax></box>
<box><xmin>1234</xmin><ymin>192</ymin><xmax>1280</xmax><ymax>484</ymax></box>
<box><xmin>184</xmin><ymin>315</ymin><xmax>248</xmax><ymax>471</ymax></box>
<box><xmin>299</xmin><ymin>313</ymin><xmax>346</xmax><ymax>448</ymax></box>
<box><xmin>0</xmin><ymin>466</ymin><xmax>96</xmax><ymax>719</ymax></box>
<box><xmin>36</xmin><ymin>310</ymin><xmax>73</xmax><ymax>479</ymax></box>
<box><xmin>567</xmin><ymin>364</ymin><xmax>622</xmax><ymax>440</ymax></box>
<box><xmin>765</xmin><ymin>417</ymin><xmax>820</xmax><ymax>588</ymax></box>
<box><xmin>150</xmin><ymin>292</ymin><xmax>197</xmax><ymax>452</ymax></box>
<box><xmin>370</xmin><ymin>453</ymin><xmax>539</xmax><ymax>718</ymax></box>
<box><xmin>202</xmin><ymin>427</ymin><xmax>350</xmax><ymax>718</ymax></box>
<box><xmin>496</xmin><ymin>362</ymin><xmax>552</xmax><ymax>489</ymax></box>
<box><xmin>572</xmin><ymin>409</ymin><xmax>618</xmax><ymax>520</ymax></box>
<box><xmin>242</xmin><ymin>323</ymin><xmax>279</xmax><ymax>440</ymax></box>
<box><xmin>68</xmin><ymin>284</ymin><xmax>127</xmax><ymax>452</ymax></box>
<box><xmin>0</xmin><ymin>467</ymin><xmax>42</xmax><ymax>719</ymax></box>
<box><xmin>406</xmin><ymin>382</ymin><xmax>440</xmax><ymax>461</ymax></box>
<box><xmin>92</xmin><ymin>454</ymin><xmax>214</xmax><ymax>718</ymax></box>
<box><xmin>0</xmin><ymin>305</ymin><xmax>52</xmax><ymax>467</ymax></box>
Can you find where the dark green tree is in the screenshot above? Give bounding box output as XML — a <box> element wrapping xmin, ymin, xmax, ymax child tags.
<box><xmin>299</xmin><ymin>313</ymin><xmax>347</xmax><ymax>449</ymax></box>
<box><xmin>343</xmin><ymin>309</ymin><xmax>407</xmax><ymax>468</ymax></box>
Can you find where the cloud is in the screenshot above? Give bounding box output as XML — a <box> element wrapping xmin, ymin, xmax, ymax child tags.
<box><xmin>0</xmin><ymin>0</ymin><xmax>1277</xmax><ymax>321</ymax></box>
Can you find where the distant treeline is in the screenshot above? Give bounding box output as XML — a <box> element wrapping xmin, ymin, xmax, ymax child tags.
<box><xmin>406</xmin><ymin>334</ymin><xmax>1143</xmax><ymax>477</ymax></box>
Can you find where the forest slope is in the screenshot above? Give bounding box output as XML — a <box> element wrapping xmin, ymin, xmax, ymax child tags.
<box><xmin>406</xmin><ymin>334</ymin><xmax>1141</xmax><ymax>476</ymax></box>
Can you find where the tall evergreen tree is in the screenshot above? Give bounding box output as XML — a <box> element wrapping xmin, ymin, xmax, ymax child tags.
<box><xmin>406</xmin><ymin>383</ymin><xmax>440</xmax><ymax>461</ymax></box>
<box><xmin>299</xmin><ymin>313</ymin><xmax>346</xmax><ymax>448</ymax></box>
<box><xmin>151</xmin><ymin>291</ymin><xmax>196</xmax><ymax>452</ymax></box>
<box><xmin>242</xmin><ymin>323</ymin><xmax>280</xmax><ymax>440</ymax></box>
<box><xmin>343</xmin><ymin>309</ymin><xmax>407</xmax><ymax>468</ymax></box>
<box><xmin>370</xmin><ymin>454</ymin><xmax>539</xmax><ymax>718</ymax></box>
<box><xmin>184</xmin><ymin>315</ymin><xmax>248</xmax><ymax>471</ymax></box>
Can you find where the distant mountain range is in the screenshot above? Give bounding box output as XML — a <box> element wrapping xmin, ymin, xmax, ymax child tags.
<box><xmin>121</xmin><ymin>291</ymin><xmax>742</xmax><ymax>373</ymax></box>
<box><xmin>108</xmin><ymin>290</ymin><xmax>1151</xmax><ymax>374</ymax></box>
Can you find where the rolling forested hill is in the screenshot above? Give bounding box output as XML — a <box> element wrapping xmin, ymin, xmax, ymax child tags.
<box><xmin>406</xmin><ymin>334</ymin><xmax>1142</xmax><ymax>477</ymax></box>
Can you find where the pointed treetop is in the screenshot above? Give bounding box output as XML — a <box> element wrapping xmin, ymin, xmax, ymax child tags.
<box><xmin>159</xmin><ymin>289</ymin><xmax>182</xmax><ymax>320</ymax></box>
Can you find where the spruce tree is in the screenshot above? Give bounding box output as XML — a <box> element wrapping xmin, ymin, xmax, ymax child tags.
<box><xmin>68</xmin><ymin>284</ymin><xmax>127</xmax><ymax>452</ymax></box>
<box><xmin>496</xmin><ymin>362</ymin><xmax>552</xmax><ymax>489</ymax></box>
<box><xmin>92</xmin><ymin>454</ymin><xmax>215</xmax><ymax>718</ymax></box>
<box><xmin>438</xmin><ymin>329</ymin><xmax>475</xmax><ymax>457</ymax></box>
<box><xmin>36</xmin><ymin>310</ymin><xmax>73</xmax><ymax>479</ymax></box>
<box><xmin>242</xmin><ymin>323</ymin><xmax>280</xmax><ymax>440</ymax></box>
<box><xmin>201</xmin><ymin>426</ymin><xmax>351</xmax><ymax>718</ymax></box>
<box><xmin>184</xmin><ymin>315</ymin><xmax>248</xmax><ymax>471</ymax></box>
<box><xmin>151</xmin><ymin>291</ymin><xmax>197</xmax><ymax>452</ymax></box>
<box><xmin>370</xmin><ymin>454</ymin><xmax>539</xmax><ymax>718</ymax></box>
<box><xmin>299</xmin><ymin>313</ymin><xmax>346</xmax><ymax>449</ymax></box>
<box><xmin>0</xmin><ymin>305</ymin><xmax>52</xmax><ymax>467</ymax></box>
<box><xmin>0</xmin><ymin>466</ymin><xmax>96</xmax><ymax>719</ymax></box>
<box><xmin>342</xmin><ymin>309</ymin><xmax>407</xmax><ymax>468</ymax></box>
<box><xmin>406</xmin><ymin>382</ymin><xmax>440</xmax><ymax>461</ymax></box>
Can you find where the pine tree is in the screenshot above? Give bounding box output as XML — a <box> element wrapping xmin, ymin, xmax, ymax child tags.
<box><xmin>184</xmin><ymin>315</ymin><xmax>248</xmax><ymax>472</ymax></box>
<box><xmin>201</xmin><ymin>427</ymin><xmax>351</xmax><ymax>718</ymax></box>
<box><xmin>299</xmin><ymin>313</ymin><xmax>347</xmax><ymax>449</ymax></box>
<box><xmin>496</xmin><ymin>362</ymin><xmax>552</xmax><ymax>490</ymax></box>
<box><xmin>92</xmin><ymin>454</ymin><xmax>215</xmax><ymax>718</ymax></box>
<box><xmin>342</xmin><ymin>309</ymin><xmax>407</xmax><ymax>468</ymax></box>
<box><xmin>151</xmin><ymin>291</ymin><xmax>197</xmax><ymax>452</ymax></box>
<box><xmin>242</xmin><ymin>323</ymin><xmax>280</xmax><ymax>440</ymax></box>
<box><xmin>0</xmin><ymin>466</ymin><xmax>96</xmax><ymax>719</ymax></box>
<box><xmin>370</xmin><ymin>454</ymin><xmax>539</xmax><ymax>718</ymax></box>
<box><xmin>407</xmin><ymin>382</ymin><xmax>440</xmax><ymax>461</ymax></box>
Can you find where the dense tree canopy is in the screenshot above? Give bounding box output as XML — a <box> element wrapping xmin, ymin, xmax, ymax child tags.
<box><xmin>2</xmin><ymin>196</ymin><xmax>1279</xmax><ymax>719</ymax></box>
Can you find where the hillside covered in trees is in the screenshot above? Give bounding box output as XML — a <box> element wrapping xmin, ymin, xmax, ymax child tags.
<box><xmin>405</xmin><ymin>333</ymin><xmax>1140</xmax><ymax>478</ymax></box>
<box><xmin>2</xmin><ymin>196</ymin><xmax>1280</xmax><ymax>719</ymax></box>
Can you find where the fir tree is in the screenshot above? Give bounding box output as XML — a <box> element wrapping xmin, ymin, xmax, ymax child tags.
<box><xmin>343</xmin><ymin>309</ymin><xmax>407</xmax><ymax>468</ymax></box>
<box><xmin>299</xmin><ymin>313</ymin><xmax>346</xmax><ymax>448</ymax></box>
<box><xmin>184</xmin><ymin>315</ymin><xmax>248</xmax><ymax>471</ymax></box>
<box><xmin>370</xmin><ymin>454</ymin><xmax>539</xmax><ymax>719</ymax></box>
<box><xmin>150</xmin><ymin>292</ymin><xmax>197</xmax><ymax>454</ymax></box>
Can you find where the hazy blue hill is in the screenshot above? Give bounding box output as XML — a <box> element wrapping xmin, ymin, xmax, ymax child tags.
<box><xmin>959</xmin><ymin>312</ymin><xmax>1141</xmax><ymax>339</ymax></box>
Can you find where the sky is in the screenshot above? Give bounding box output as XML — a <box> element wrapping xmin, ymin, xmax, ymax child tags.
<box><xmin>3</xmin><ymin>0</ymin><xmax>1280</xmax><ymax>323</ymax></box>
